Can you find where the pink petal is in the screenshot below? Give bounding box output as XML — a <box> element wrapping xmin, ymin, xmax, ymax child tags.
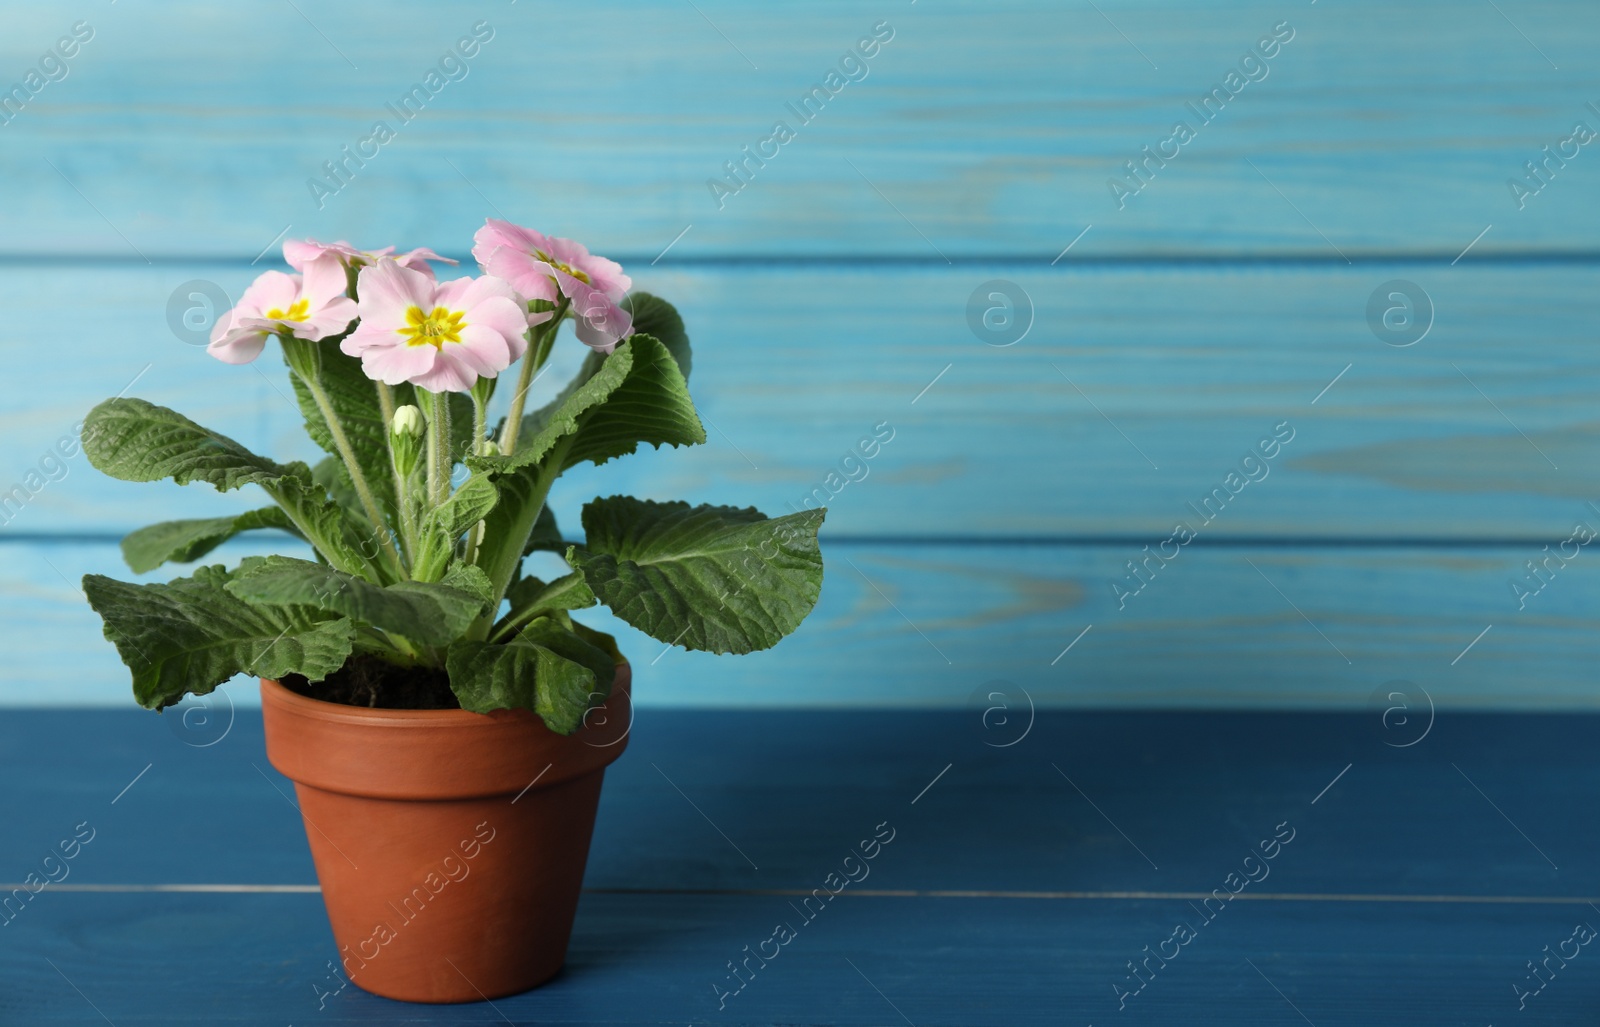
<box><xmin>301</xmin><ymin>254</ymin><xmax>350</xmax><ymax>307</ymax></box>
<box><xmin>579</xmin><ymin>253</ymin><xmax>631</xmax><ymax>299</ymax></box>
<box><xmin>395</xmin><ymin>247</ymin><xmax>458</xmax><ymax>278</ymax></box>
<box><xmin>283</xmin><ymin>239</ymin><xmax>358</xmax><ymax>272</ymax></box>
<box><xmin>468</xmin><ymin>295</ymin><xmax>532</xmax><ymax>361</ymax></box>
<box><xmin>341</xmin><ymin>322</ymin><xmax>396</xmax><ymax>357</ymax></box>
<box><xmin>234</xmin><ymin>271</ymin><xmax>300</xmax><ymax>319</ymax></box>
<box><xmin>472</xmin><ymin>219</ymin><xmax>548</xmax><ymax>268</ymax></box>
<box><xmin>360</xmin><ymin>341</ymin><xmax>437</xmax><ymax>385</ymax></box>
<box><xmin>555</xmin><ymin>270</ymin><xmax>632</xmax><ymax>350</ymax></box>
<box><xmin>206</xmin><ymin>328</ymin><xmax>270</xmax><ymax>364</ymax></box>
<box><xmin>451</xmin><ymin>323</ymin><xmax>512</xmax><ymax>376</ymax></box>
<box><xmin>356</xmin><ymin>260</ymin><xmax>435</xmax><ymax>329</ymax></box>
<box><xmin>480</xmin><ymin>247</ymin><xmax>559</xmax><ymax>303</ymax></box>
<box><xmin>410</xmin><ymin>352</ymin><xmax>477</xmax><ymax>393</ymax></box>
<box><xmin>295</xmin><ymin>298</ymin><xmax>359</xmax><ymax>341</ymax></box>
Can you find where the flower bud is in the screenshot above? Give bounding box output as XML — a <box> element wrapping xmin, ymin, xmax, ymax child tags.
<box><xmin>391</xmin><ymin>405</ymin><xmax>425</xmax><ymax>437</ymax></box>
<box><xmin>390</xmin><ymin>405</ymin><xmax>425</xmax><ymax>477</ymax></box>
<box><xmin>475</xmin><ymin>439</ymin><xmax>499</xmax><ymax>458</ymax></box>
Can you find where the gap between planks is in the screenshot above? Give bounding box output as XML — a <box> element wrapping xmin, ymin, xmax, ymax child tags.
<box><xmin>16</xmin><ymin>884</ymin><xmax>1600</xmax><ymax>906</ymax></box>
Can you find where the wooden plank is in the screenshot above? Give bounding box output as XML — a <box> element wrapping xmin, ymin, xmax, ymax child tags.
<box><xmin>4</xmin><ymin>709</ymin><xmax>1600</xmax><ymax>1023</ymax></box>
<box><xmin>2</xmin><ymin>264</ymin><xmax>1596</xmax><ymax>540</ymax></box>
<box><xmin>0</xmin><ymin>1</ymin><xmax>1595</xmax><ymax>258</ymax></box>
<box><xmin>5</xmin><ymin>708</ymin><xmax>1597</xmax><ymax>897</ymax></box>
<box><xmin>8</xmin><ymin>891</ymin><xmax>1600</xmax><ymax>1024</ymax></box>
<box><xmin>6</xmin><ymin>536</ymin><xmax>1597</xmax><ymax>711</ymax></box>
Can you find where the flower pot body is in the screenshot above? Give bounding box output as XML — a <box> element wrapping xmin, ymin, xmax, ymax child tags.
<box><xmin>259</xmin><ymin>664</ymin><xmax>631</xmax><ymax>1003</ymax></box>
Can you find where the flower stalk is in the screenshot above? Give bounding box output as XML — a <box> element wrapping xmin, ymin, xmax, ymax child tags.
<box><xmin>498</xmin><ymin>297</ymin><xmax>568</xmax><ymax>456</ymax></box>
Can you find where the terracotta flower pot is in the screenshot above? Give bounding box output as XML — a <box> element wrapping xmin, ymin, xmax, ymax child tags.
<box><xmin>259</xmin><ymin>663</ymin><xmax>631</xmax><ymax>1004</ymax></box>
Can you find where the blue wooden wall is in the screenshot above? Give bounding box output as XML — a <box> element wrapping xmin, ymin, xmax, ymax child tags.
<box><xmin>1</xmin><ymin>1</ymin><xmax>1596</xmax><ymax>708</ymax></box>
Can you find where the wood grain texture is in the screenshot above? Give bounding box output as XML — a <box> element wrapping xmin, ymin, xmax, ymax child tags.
<box><xmin>0</xmin><ymin>1</ymin><xmax>1595</xmax><ymax>258</ymax></box>
<box><xmin>2</xmin><ymin>709</ymin><xmax>1598</xmax><ymax>1024</ymax></box>
<box><xmin>1</xmin><ymin>264</ymin><xmax>1596</xmax><ymax>540</ymax></box>
<box><xmin>1</xmin><ymin>0</ymin><xmax>1594</xmax><ymax>712</ymax></box>
<box><xmin>6</xmin><ymin>537</ymin><xmax>1595</xmax><ymax>709</ymax></box>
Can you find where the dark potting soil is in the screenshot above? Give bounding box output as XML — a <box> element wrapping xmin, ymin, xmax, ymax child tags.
<box><xmin>280</xmin><ymin>654</ymin><xmax>461</xmax><ymax>710</ymax></box>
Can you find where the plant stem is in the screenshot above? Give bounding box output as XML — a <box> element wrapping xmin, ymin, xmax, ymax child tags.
<box><xmin>467</xmin><ymin>433</ymin><xmax>574</xmax><ymax>641</ymax></box>
<box><xmin>375</xmin><ymin>381</ymin><xmax>396</xmax><ymax>428</ymax></box>
<box><xmin>428</xmin><ymin>390</ymin><xmax>453</xmax><ymax>507</ymax></box>
<box><xmin>498</xmin><ymin>298</ymin><xmax>568</xmax><ymax>456</ymax></box>
<box><xmin>462</xmin><ymin>387</ymin><xmax>492</xmax><ymax>567</ymax></box>
<box><xmin>390</xmin><ymin>449</ymin><xmax>421</xmax><ymax>567</ymax></box>
<box><xmin>297</xmin><ymin>369</ymin><xmax>403</xmax><ymax>577</ymax></box>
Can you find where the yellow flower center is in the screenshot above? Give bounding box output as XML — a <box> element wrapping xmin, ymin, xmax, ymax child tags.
<box><xmin>535</xmin><ymin>250</ymin><xmax>590</xmax><ymax>284</ymax></box>
<box><xmin>398</xmin><ymin>305</ymin><xmax>466</xmax><ymax>348</ymax></box>
<box><xmin>264</xmin><ymin>298</ymin><xmax>311</xmax><ymax>323</ymax></box>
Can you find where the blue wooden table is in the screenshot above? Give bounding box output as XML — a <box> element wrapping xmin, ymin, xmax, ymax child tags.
<box><xmin>4</xmin><ymin>705</ymin><xmax>1598</xmax><ymax>1024</ymax></box>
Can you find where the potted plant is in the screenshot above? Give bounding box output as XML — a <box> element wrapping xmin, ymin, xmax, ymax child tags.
<box><xmin>79</xmin><ymin>222</ymin><xmax>825</xmax><ymax>1003</ymax></box>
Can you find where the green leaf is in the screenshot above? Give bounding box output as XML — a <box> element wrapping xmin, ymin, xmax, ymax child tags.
<box><xmin>120</xmin><ymin>508</ymin><xmax>301</xmax><ymax>574</ymax></box>
<box><xmin>289</xmin><ymin>348</ymin><xmax>397</xmax><ymax>523</ymax></box>
<box><xmin>262</xmin><ymin>475</ymin><xmax>393</xmax><ymax>581</ymax></box>
<box><xmin>558</xmin><ymin>334</ymin><xmax>704</xmax><ymax>470</ymax></box>
<box><xmin>494</xmin><ymin>335</ymin><xmax>704</xmax><ymax>474</ymax></box>
<box><xmin>467</xmin><ymin>456</ymin><xmax>564</xmax><ymax>630</ymax></box>
<box><xmin>569</xmin><ymin>620</ymin><xmax>625</xmax><ymax>676</ymax></box>
<box><xmin>413</xmin><ymin>474</ymin><xmax>499</xmax><ymax>581</ymax></box>
<box><xmin>83</xmin><ymin>397</ymin><xmax>288</xmax><ymax>491</ymax></box>
<box><xmin>622</xmin><ymin>292</ymin><xmax>691</xmax><ymax>380</ymax></box>
<box><xmin>506</xmin><ymin>571</ymin><xmax>595</xmax><ymax>616</ymax></box>
<box><xmin>465</xmin><ymin>337</ymin><xmax>703</xmax><ymax>613</ymax></box>
<box><xmin>495</xmin><ymin>572</ymin><xmax>596</xmax><ymax>641</ymax></box>
<box><xmin>570</xmin><ymin>497</ymin><xmax>826</xmax><ymax>654</ymax></box>
<box><xmin>82</xmin><ymin>398</ymin><xmax>382</xmax><ymax>579</ymax></box>
<box><xmin>225</xmin><ymin>555</ymin><xmax>482</xmax><ymax>645</ymax></box>
<box><xmin>441</xmin><ymin>563</ymin><xmax>495</xmax><ymax>612</ymax></box>
<box><xmin>83</xmin><ymin>565</ymin><xmax>355</xmax><ymax>711</ymax></box>
<box><xmin>525</xmin><ymin>503</ymin><xmax>565</xmax><ymax>556</ymax></box>
<box><xmin>310</xmin><ymin>455</ymin><xmax>362</xmax><ymax>514</ymax></box>
<box><xmin>445</xmin><ymin>618</ymin><xmax>613</xmax><ymax>733</ymax></box>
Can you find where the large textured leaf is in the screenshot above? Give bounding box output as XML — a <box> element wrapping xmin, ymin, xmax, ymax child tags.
<box><xmin>571</xmin><ymin>498</ymin><xmax>826</xmax><ymax>654</ymax></box>
<box><xmin>446</xmin><ymin>618</ymin><xmax>613</xmax><ymax>733</ymax></box>
<box><xmin>559</xmin><ymin>334</ymin><xmax>703</xmax><ymax>469</ymax></box>
<box><xmin>120</xmin><ymin>508</ymin><xmax>300</xmax><ymax>574</ymax></box>
<box><xmin>510</xmin><ymin>335</ymin><xmax>703</xmax><ymax>472</ymax></box>
<box><xmin>622</xmin><ymin>292</ymin><xmax>691</xmax><ymax>379</ymax></box>
<box><xmin>225</xmin><ymin>555</ymin><xmax>481</xmax><ymax>645</ymax></box>
<box><xmin>83</xmin><ymin>398</ymin><xmax>287</xmax><ymax>491</ymax></box>
<box><xmin>83</xmin><ymin>565</ymin><xmax>354</xmax><ymax>711</ymax></box>
<box><xmin>289</xmin><ymin>348</ymin><xmax>397</xmax><ymax>523</ymax></box>
<box><xmin>83</xmin><ymin>398</ymin><xmax>379</xmax><ymax>578</ymax></box>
